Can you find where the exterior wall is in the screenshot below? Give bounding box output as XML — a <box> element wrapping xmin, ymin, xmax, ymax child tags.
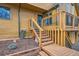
<box><xmin>0</xmin><ymin>3</ymin><xmax>77</xmax><ymax>39</ymax></box>
<box><xmin>20</xmin><ymin>7</ymin><xmax>37</xmax><ymax>31</ymax></box>
<box><xmin>0</xmin><ymin>4</ymin><xmax>38</xmax><ymax>39</ymax></box>
<box><xmin>43</xmin><ymin>3</ymin><xmax>78</xmax><ymax>30</ymax></box>
<box><xmin>59</xmin><ymin>3</ymin><xmax>77</xmax><ymax>16</ymax></box>
<box><xmin>0</xmin><ymin>4</ymin><xmax>18</xmax><ymax>39</ymax></box>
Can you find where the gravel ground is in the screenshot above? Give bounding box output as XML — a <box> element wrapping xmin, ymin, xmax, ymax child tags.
<box><xmin>0</xmin><ymin>39</ymin><xmax>39</xmax><ymax>56</ymax></box>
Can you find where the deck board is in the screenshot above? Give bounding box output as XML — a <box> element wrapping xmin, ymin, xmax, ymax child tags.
<box><xmin>39</xmin><ymin>51</ymin><xmax>48</xmax><ymax>56</ymax></box>
<box><xmin>42</xmin><ymin>44</ymin><xmax>79</xmax><ymax>56</ymax></box>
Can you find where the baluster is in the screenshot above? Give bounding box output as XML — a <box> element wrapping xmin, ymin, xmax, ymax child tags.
<box><xmin>55</xmin><ymin>30</ymin><xmax>56</xmax><ymax>44</ymax></box>
<box><xmin>60</xmin><ymin>30</ymin><xmax>62</xmax><ymax>46</ymax></box>
<box><xmin>39</xmin><ymin>30</ymin><xmax>42</xmax><ymax>47</ymax></box>
<box><xmin>63</xmin><ymin>31</ymin><xmax>65</xmax><ymax>46</ymax></box>
<box><xmin>58</xmin><ymin>29</ymin><xmax>60</xmax><ymax>45</ymax></box>
<box><xmin>75</xmin><ymin>32</ymin><xmax>78</xmax><ymax>45</ymax></box>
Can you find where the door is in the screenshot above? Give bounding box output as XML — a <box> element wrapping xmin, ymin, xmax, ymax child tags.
<box><xmin>37</xmin><ymin>15</ymin><xmax>43</xmax><ymax>27</ymax></box>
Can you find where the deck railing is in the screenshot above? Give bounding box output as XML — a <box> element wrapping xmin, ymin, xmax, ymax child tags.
<box><xmin>41</xmin><ymin>11</ymin><xmax>79</xmax><ymax>47</ymax></box>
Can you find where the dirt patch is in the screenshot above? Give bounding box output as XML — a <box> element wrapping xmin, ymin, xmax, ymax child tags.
<box><xmin>0</xmin><ymin>39</ymin><xmax>39</xmax><ymax>56</ymax></box>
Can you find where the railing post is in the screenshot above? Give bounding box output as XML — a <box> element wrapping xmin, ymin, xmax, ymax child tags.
<box><xmin>41</xmin><ymin>19</ymin><xmax>43</xmax><ymax>28</ymax></box>
<box><xmin>78</xmin><ymin>24</ymin><xmax>79</xmax><ymax>29</ymax></box>
<box><xmin>63</xmin><ymin>31</ymin><xmax>66</xmax><ymax>46</ymax></box>
<box><xmin>60</xmin><ymin>11</ymin><xmax>63</xmax><ymax>46</ymax></box>
<box><xmin>73</xmin><ymin>16</ymin><xmax>75</xmax><ymax>29</ymax></box>
<box><xmin>55</xmin><ymin>30</ymin><xmax>56</xmax><ymax>44</ymax></box>
<box><xmin>75</xmin><ymin>32</ymin><xmax>78</xmax><ymax>45</ymax></box>
<box><xmin>39</xmin><ymin>30</ymin><xmax>42</xmax><ymax>47</ymax></box>
<box><xmin>58</xmin><ymin>29</ymin><xmax>60</xmax><ymax>45</ymax></box>
<box><xmin>31</xmin><ymin>19</ymin><xmax>33</xmax><ymax>28</ymax></box>
<box><xmin>61</xmin><ymin>11</ymin><xmax>66</xmax><ymax>47</ymax></box>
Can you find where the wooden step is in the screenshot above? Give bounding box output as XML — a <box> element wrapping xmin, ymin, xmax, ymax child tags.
<box><xmin>37</xmin><ymin>33</ymin><xmax>46</xmax><ymax>35</ymax></box>
<box><xmin>42</xmin><ymin>38</ymin><xmax>51</xmax><ymax>42</ymax></box>
<box><xmin>41</xmin><ymin>34</ymin><xmax>48</xmax><ymax>36</ymax></box>
<box><xmin>42</xmin><ymin>41</ymin><xmax>53</xmax><ymax>46</ymax></box>
<box><xmin>42</xmin><ymin>44</ymin><xmax>79</xmax><ymax>56</ymax></box>
<box><xmin>39</xmin><ymin>51</ymin><xmax>48</xmax><ymax>56</ymax></box>
<box><xmin>41</xmin><ymin>35</ymin><xmax>49</xmax><ymax>39</ymax></box>
<box><xmin>37</xmin><ymin>32</ymin><xmax>47</xmax><ymax>34</ymax></box>
<box><xmin>37</xmin><ymin>32</ymin><xmax>48</xmax><ymax>36</ymax></box>
<box><xmin>37</xmin><ymin>32</ymin><xmax>46</xmax><ymax>35</ymax></box>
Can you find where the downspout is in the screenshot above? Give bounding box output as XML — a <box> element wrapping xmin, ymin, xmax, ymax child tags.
<box><xmin>18</xmin><ymin>3</ymin><xmax>21</xmax><ymax>38</ymax></box>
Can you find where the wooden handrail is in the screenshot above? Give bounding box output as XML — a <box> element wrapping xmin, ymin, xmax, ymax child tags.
<box><xmin>42</xmin><ymin>12</ymin><xmax>60</xmax><ymax>21</ymax></box>
<box><xmin>31</xmin><ymin>18</ymin><xmax>43</xmax><ymax>31</ymax></box>
<box><xmin>32</xmin><ymin>28</ymin><xmax>41</xmax><ymax>47</ymax></box>
<box><xmin>30</xmin><ymin>18</ymin><xmax>43</xmax><ymax>47</ymax></box>
<box><xmin>42</xmin><ymin>15</ymin><xmax>52</xmax><ymax>20</ymax></box>
<box><xmin>42</xmin><ymin>11</ymin><xmax>79</xmax><ymax>28</ymax></box>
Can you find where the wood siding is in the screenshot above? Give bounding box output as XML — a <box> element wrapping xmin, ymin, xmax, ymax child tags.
<box><xmin>0</xmin><ymin>4</ymin><xmax>38</xmax><ymax>39</ymax></box>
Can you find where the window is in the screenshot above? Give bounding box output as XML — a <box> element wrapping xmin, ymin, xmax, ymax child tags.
<box><xmin>0</xmin><ymin>6</ymin><xmax>10</xmax><ymax>20</ymax></box>
<box><xmin>45</xmin><ymin>18</ymin><xmax>52</xmax><ymax>25</ymax></box>
<box><xmin>74</xmin><ymin>17</ymin><xmax>79</xmax><ymax>27</ymax></box>
<box><xmin>45</xmin><ymin>18</ymin><xmax>49</xmax><ymax>25</ymax></box>
<box><xmin>49</xmin><ymin>17</ymin><xmax>52</xmax><ymax>25</ymax></box>
<box><xmin>37</xmin><ymin>15</ymin><xmax>43</xmax><ymax>26</ymax></box>
<box><xmin>66</xmin><ymin>14</ymin><xmax>73</xmax><ymax>26</ymax></box>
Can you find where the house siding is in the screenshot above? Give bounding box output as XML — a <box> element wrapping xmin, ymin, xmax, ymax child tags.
<box><xmin>0</xmin><ymin>4</ymin><xmax>38</xmax><ymax>39</ymax></box>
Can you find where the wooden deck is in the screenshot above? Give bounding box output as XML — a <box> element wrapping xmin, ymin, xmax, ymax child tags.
<box><xmin>41</xmin><ymin>44</ymin><xmax>79</xmax><ymax>56</ymax></box>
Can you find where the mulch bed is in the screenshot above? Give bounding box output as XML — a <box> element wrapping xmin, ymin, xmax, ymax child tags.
<box><xmin>0</xmin><ymin>39</ymin><xmax>39</xmax><ymax>56</ymax></box>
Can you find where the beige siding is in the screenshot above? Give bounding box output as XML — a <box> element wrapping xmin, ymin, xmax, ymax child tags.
<box><xmin>20</xmin><ymin>8</ymin><xmax>38</xmax><ymax>31</ymax></box>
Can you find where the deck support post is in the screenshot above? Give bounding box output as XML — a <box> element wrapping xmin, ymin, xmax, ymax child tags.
<box><xmin>58</xmin><ymin>29</ymin><xmax>60</xmax><ymax>45</ymax></box>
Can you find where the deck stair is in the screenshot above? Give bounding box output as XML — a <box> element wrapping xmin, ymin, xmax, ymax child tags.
<box><xmin>39</xmin><ymin>51</ymin><xmax>48</xmax><ymax>56</ymax></box>
<box><xmin>31</xmin><ymin>18</ymin><xmax>79</xmax><ymax>56</ymax></box>
<box><xmin>36</xmin><ymin>30</ymin><xmax>53</xmax><ymax>46</ymax></box>
<box><xmin>38</xmin><ymin>31</ymin><xmax>79</xmax><ymax>56</ymax></box>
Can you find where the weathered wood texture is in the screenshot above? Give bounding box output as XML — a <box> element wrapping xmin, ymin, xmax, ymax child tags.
<box><xmin>42</xmin><ymin>44</ymin><xmax>79</xmax><ymax>56</ymax></box>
